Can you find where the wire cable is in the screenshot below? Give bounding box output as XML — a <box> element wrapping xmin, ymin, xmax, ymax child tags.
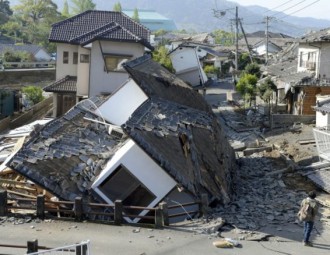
<box><xmin>278</xmin><ymin>0</ymin><xmax>320</xmax><ymax>19</ymax></box>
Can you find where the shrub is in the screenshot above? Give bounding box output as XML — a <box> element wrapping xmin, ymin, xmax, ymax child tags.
<box><xmin>22</xmin><ymin>86</ymin><xmax>44</xmax><ymax>105</ymax></box>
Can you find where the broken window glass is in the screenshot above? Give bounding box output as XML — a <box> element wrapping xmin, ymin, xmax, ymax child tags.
<box><xmin>103</xmin><ymin>54</ymin><xmax>132</xmax><ymax>72</ymax></box>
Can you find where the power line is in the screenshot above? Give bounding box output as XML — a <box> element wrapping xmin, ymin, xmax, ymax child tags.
<box><xmin>271</xmin><ymin>0</ymin><xmax>308</xmax><ymax>17</ymax></box>
<box><xmin>278</xmin><ymin>0</ymin><xmax>321</xmax><ymax>19</ymax></box>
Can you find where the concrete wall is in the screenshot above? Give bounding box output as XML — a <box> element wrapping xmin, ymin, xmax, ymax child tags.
<box><xmin>271</xmin><ymin>114</ymin><xmax>315</xmax><ymax>128</ymax></box>
<box><xmin>0</xmin><ymin>69</ymin><xmax>55</xmax><ymax>85</ymax></box>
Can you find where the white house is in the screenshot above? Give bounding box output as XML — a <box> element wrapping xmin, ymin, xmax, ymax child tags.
<box><xmin>9</xmin><ymin>55</ymin><xmax>237</xmax><ymax>223</ymax></box>
<box><xmin>0</xmin><ymin>44</ymin><xmax>52</xmax><ymax>61</ymax></box>
<box><xmin>297</xmin><ymin>28</ymin><xmax>330</xmax><ymax>79</ymax></box>
<box><xmin>169</xmin><ymin>44</ymin><xmax>208</xmax><ymax>87</ymax></box>
<box><xmin>44</xmin><ymin>10</ymin><xmax>153</xmax><ymax>117</ymax></box>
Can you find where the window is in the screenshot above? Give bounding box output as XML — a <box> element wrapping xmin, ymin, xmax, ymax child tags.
<box><xmin>104</xmin><ymin>54</ymin><xmax>132</xmax><ymax>72</ymax></box>
<box><xmin>63</xmin><ymin>51</ymin><xmax>69</xmax><ymax>64</ymax></box>
<box><xmin>73</xmin><ymin>52</ymin><xmax>78</xmax><ymax>64</ymax></box>
<box><xmin>98</xmin><ymin>165</ymin><xmax>156</xmax><ymax>216</ymax></box>
<box><xmin>80</xmin><ymin>54</ymin><xmax>90</xmax><ymax>63</ymax></box>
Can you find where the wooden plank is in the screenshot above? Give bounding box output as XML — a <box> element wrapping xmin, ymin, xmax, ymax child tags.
<box><xmin>298</xmin><ymin>139</ymin><xmax>316</xmax><ymax>145</ymax></box>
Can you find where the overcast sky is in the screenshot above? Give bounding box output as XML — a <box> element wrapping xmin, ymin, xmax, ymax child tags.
<box><xmin>228</xmin><ymin>0</ymin><xmax>329</xmax><ymax>20</ymax></box>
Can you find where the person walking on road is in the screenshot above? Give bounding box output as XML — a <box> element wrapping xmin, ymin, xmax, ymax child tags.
<box><xmin>298</xmin><ymin>191</ymin><xmax>319</xmax><ymax>247</ymax></box>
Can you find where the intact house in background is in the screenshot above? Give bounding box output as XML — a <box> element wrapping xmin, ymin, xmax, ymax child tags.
<box><xmin>43</xmin><ymin>10</ymin><xmax>153</xmax><ymax>117</ymax></box>
<box><xmin>0</xmin><ymin>44</ymin><xmax>52</xmax><ymax>62</ymax></box>
<box><xmin>261</xmin><ymin>28</ymin><xmax>330</xmax><ymax>115</ymax></box>
<box><xmin>8</xmin><ymin>55</ymin><xmax>237</xmax><ymax>223</ymax></box>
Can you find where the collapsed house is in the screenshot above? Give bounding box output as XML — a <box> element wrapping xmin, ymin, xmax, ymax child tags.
<box><xmin>7</xmin><ymin>55</ymin><xmax>237</xmax><ymax>223</ymax></box>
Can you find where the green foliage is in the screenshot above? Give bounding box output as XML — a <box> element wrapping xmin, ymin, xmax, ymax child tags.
<box><xmin>212</xmin><ymin>29</ymin><xmax>234</xmax><ymax>46</ymax></box>
<box><xmin>236</xmin><ymin>73</ymin><xmax>258</xmax><ymax>105</ymax></box>
<box><xmin>244</xmin><ymin>62</ymin><xmax>261</xmax><ymax>78</ymax></box>
<box><xmin>154</xmin><ymin>29</ymin><xmax>167</xmax><ymax>37</ymax></box>
<box><xmin>204</xmin><ymin>65</ymin><xmax>216</xmax><ymax>74</ymax></box>
<box><xmin>71</xmin><ymin>0</ymin><xmax>96</xmax><ymax>15</ymax></box>
<box><xmin>13</xmin><ymin>0</ymin><xmax>60</xmax><ymax>23</ymax></box>
<box><xmin>7</xmin><ymin>0</ymin><xmax>63</xmax><ymax>50</ymax></box>
<box><xmin>238</xmin><ymin>52</ymin><xmax>251</xmax><ymax>70</ymax></box>
<box><xmin>258</xmin><ymin>78</ymin><xmax>277</xmax><ymax>103</ymax></box>
<box><xmin>22</xmin><ymin>86</ymin><xmax>44</xmax><ymax>104</ymax></box>
<box><xmin>152</xmin><ymin>46</ymin><xmax>174</xmax><ymax>72</ymax></box>
<box><xmin>62</xmin><ymin>0</ymin><xmax>70</xmax><ymax>18</ymax></box>
<box><xmin>113</xmin><ymin>2</ymin><xmax>122</xmax><ymax>12</ymax></box>
<box><xmin>3</xmin><ymin>49</ymin><xmax>34</xmax><ymax>62</ymax></box>
<box><xmin>0</xmin><ymin>0</ymin><xmax>13</xmax><ymax>25</ymax></box>
<box><xmin>132</xmin><ymin>8</ymin><xmax>139</xmax><ymax>22</ymax></box>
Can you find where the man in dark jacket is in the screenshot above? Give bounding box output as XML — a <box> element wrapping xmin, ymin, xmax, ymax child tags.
<box><xmin>299</xmin><ymin>191</ymin><xmax>318</xmax><ymax>247</ymax></box>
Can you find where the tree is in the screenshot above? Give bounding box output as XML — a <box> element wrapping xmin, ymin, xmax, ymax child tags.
<box><xmin>236</xmin><ymin>73</ymin><xmax>258</xmax><ymax>107</ymax></box>
<box><xmin>244</xmin><ymin>62</ymin><xmax>261</xmax><ymax>78</ymax></box>
<box><xmin>11</xmin><ymin>0</ymin><xmax>62</xmax><ymax>47</ymax></box>
<box><xmin>71</xmin><ymin>0</ymin><xmax>96</xmax><ymax>15</ymax></box>
<box><xmin>152</xmin><ymin>46</ymin><xmax>174</xmax><ymax>72</ymax></box>
<box><xmin>13</xmin><ymin>0</ymin><xmax>60</xmax><ymax>23</ymax></box>
<box><xmin>0</xmin><ymin>0</ymin><xmax>12</xmax><ymax>25</ymax></box>
<box><xmin>132</xmin><ymin>8</ymin><xmax>139</xmax><ymax>22</ymax></box>
<box><xmin>22</xmin><ymin>86</ymin><xmax>44</xmax><ymax>105</ymax></box>
<box><xmin>258</xmin><ymin>77</ymin><xmax>277</xmax><ymax>115</ymax></box>
<box><xmin>113</xmin><ymin>2</ymin><xmax>122</xmax><ymax>12</ymax></box>
<box><xmin>212</xmin><ymin>29</ymin><xmax>234</xmax><ymax>46</ymax></box>
<box><xmin>62</xmin><ymin>0</ymin><xmax>70</xmax><ymax>18</ymax></box>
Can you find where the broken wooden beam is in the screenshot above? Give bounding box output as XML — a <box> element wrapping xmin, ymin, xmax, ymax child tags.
<box><xmin>243</xmin><ymin>146</ymin><xmax>273</xmax><ymax>156</ymax></box>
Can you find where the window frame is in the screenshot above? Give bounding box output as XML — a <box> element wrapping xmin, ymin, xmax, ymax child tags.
<box><xmin>80</xmin><ymin>54</ymin><xmax>90</xmax><ymax>63</ymax></box>
<box><xmin>103</xmin><ymin>53</ymin><xmax>133</xmax><ymax>73</ymax></box>
<box><xmin>63</xmin><ymin>51</ymin><xmax>69</xmax><ymax>64</ymax></box>
<box><xmin>73</xmin><ymin>52</ymin><xmax>78</xmax><ymax>64</ymax></box>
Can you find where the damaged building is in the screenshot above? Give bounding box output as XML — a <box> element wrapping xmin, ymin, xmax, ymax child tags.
<box><xmin>7</xmin><ymin>55</ymin><xmax>237</xmax><ymax>223</ymax></box>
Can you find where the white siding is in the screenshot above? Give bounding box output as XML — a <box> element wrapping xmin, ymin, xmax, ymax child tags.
<box><xmin>170</xmin><ymin>47</ymin><xmax>207</xmax><ymax>87</ymax></box>
<box><xmin>34</xmin><ymin>49</ymin><xmax>51</xmax><ymax>61</ymax></box>
<box><xmin>96</xmin><ymin>79</ymin><xmax>148</xmax><ymax>126</ymax></box>
<box><xmin>92</xmin><ymin>139</ymin><xmax>177</xmax><ymax>223</ymax></box>
<box><xmin>56</xmin><ymin>44</ymin><xmax>79</xmax><ymax>80</ymax></box>
<box><xmin>319</xmin><ymin>43</ymin><xmax>330</xmax><ymax>79</ymax></box>
<box><xmin>297</xmin><ymin>44</ymin><xmax>320</xmax><ymax>76</ymax></box>
<box><xmin>76</xmin><ymin>46</ymin><xmax>91</xmax><ymax>97</ymax></box>
<box><xmin>89</xmin><ymin>41</ymin><xmax>145</xmax><ymax>97</ymax></box>
<box><xmin>316</xmin><ymin>111</ymin><xmax>330</xmax><ymax>128</ymax></box>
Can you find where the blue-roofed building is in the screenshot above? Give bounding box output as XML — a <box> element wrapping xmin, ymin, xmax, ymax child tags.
<box><xmin>123</xmin><ymin>9</ymin><xmax>177</xmax><ymax>32</ymax></box>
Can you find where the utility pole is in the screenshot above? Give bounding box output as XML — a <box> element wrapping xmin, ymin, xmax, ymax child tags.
<box><xmin>235</xmin><ymin>6</ymin><xmax>239</xmax><ymax>72</ymax></box>
<box><xmin>264</xmin><ymin>16</ymin><xmax>273</xmax><ymax>65</ymax></box>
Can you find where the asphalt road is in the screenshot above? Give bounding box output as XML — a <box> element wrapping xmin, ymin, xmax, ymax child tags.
<box><xmin>1</xmin><ymin>219</ymin><xmax>330</xmax><ymax>255</ymax></box>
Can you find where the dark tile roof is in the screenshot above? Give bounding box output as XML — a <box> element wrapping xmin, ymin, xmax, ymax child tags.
<box><xmin>262</xmin><ymin>59</ymin><xmax>313</xmax><ymax>86</ymax></box>
<box><xmin>0</xmin><ymin>44</ymin><xmax>49</xmax><ymax>56</ymax></box>
<box><xmin>124</xmin><ymin>54</ymin><xmax>211</xmax><ymax>112</ymax></box>
<box><xmin>49</xmin><ymin>10</ymin><xmax>153</xmax><ymax>50</ymax></box>
<box><xmin>315</xmin><ymin>98</ymin><xmax>330</xmax><ymax>113</ymax></box>
<box><xmin>8</xmin><ymin>96</ymin><xmax>124</xmax><ymax>202</ymax></box>
<box><xmin>123</xmin><ymin>97</ymin><xmax>236</xmax><ymax>201</ymax></box>
<box><xmin>246</xmin><ymin>31</ymin><xmax>293</xmax><ymax>39</ymax></box>
<box><xmin>300</xmin><ymin>27</ymin><xmax>330</xmax><ymax>43</ymax></box>
<box><xmin>43</xmin><ymin>76</ymin><xmax>77</xmax><ymax>93</ymax></box>
<box><xmin>123</xmin><ymin>56</ymin><xmax>237</xmax><ymax>202</ymax></box>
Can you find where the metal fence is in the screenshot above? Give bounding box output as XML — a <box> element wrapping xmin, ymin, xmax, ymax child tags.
<box><xmin>24</xmin><ymin>240</ymin><xmax>90</xmax><ymax>255</ymax></box>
